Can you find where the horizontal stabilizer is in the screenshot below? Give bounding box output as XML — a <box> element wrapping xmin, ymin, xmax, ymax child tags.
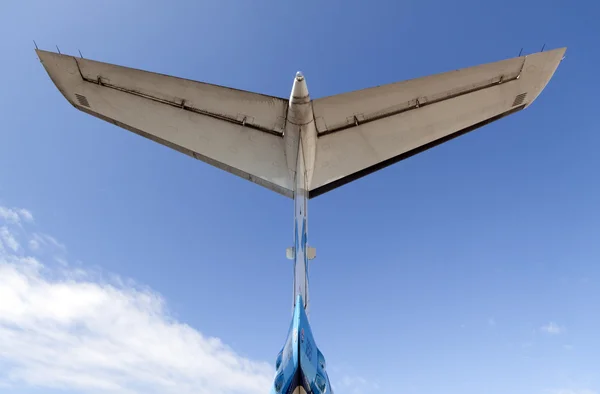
<box><xmin>36</xmin><ymin>50</ymin><xmax>294</xmax><ymax>197</ymax></box>
<box><xmin>308</xmin><ymin>48</ymin><xmax>566</xmax><ymax>197</ymax></box>
<box><xmin>37</xmin><ymin>47</ymin><xmax>565</xmax><ymax>199</ymax></box>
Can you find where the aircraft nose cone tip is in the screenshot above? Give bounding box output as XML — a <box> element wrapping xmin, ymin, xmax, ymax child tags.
<box><xmin>296</xmin><ymin>71</ymin><xmax>304</xmax><ymax>81</ymax></box>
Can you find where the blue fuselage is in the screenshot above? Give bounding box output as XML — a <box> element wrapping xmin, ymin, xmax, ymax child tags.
<box><xmin>271</xmin><ymin>295</ymin><xmax>332</xmax><ymax>394</ymax></box>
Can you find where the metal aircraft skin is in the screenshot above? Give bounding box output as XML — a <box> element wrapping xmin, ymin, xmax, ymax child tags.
<box><xmin>37</xmin><ymin>46</ymin><xmax>566</xmax><ymax>394</ymax></box>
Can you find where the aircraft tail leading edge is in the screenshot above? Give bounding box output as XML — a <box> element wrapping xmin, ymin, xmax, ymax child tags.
<box><xmin>37</xmin><ymin>47</ymin><xmax>566</xmax><ymax>394</ymax></box>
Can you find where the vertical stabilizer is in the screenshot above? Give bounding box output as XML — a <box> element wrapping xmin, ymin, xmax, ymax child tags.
<box><xmin>285</xmin><ymin>71</ymin><xmax>317</xmax><ymax>315</ymax></box>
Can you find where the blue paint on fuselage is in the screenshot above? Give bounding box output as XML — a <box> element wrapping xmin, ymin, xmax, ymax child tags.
<box><xmin>301</xmin><ymin>218</ymin><xmax>307</xmax><ymax>253</ymax></box>
<box><xmin>270</xmin><ymin>295</ymin><xmax>332</xmax><ymax>394</ymax></box>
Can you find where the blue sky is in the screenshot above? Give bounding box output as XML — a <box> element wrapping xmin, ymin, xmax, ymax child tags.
<box><xmin>0</xmin><ymin>1</ymin><xmax>598</xmax><ymax>393</ymax></box>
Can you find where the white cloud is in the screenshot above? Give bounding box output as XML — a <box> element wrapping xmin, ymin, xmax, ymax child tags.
<box><xmin>541</xmin><ymin>322</ymin><xmax>564</xmax><ymax>335</ymax></box>
<box><xmin>0</xmin><ymin>206</ymin><xmax>34</xmax><ymax>224</ymax></box>
<box><xmin>488</xmin><ymin>317</ymin><xmax>496</xmax><ymax>327</ymax></box>
<box><xmin>1</xmin><ymin>226</ymin><xmax>20</xmax><ymax>251</ymax></box>
<box><xmin>338</xmin><ymin>374</ymin><xmax>379</xmax><ymax>394</ymax></box>
<box><xmin>31</xmin><ymin>232</ymin><xmax>67</xmax><ymax>253</ymax></box>
<box><xmin>28</xmin><ymin>239</ymin><xmax>40</xmax><ymax>251</ymax></box>
<box><xmin>18</xmin><ymin>209</ymin><xmax>34</xmax><ymax>222</ymax></box>
<box><xmin>563</xmin><ymin>344</ymin><xmax>574</xmax><ymax>351</ymax></box>
<box><xmin>0</xmin><ymin>205</ymin><xmax>273</xmax><ymax>394</ymax></box>
<box><xmin>0</xmin><ymin>207</ymin><xmax>21</xmax><ymax>224</ymax></box>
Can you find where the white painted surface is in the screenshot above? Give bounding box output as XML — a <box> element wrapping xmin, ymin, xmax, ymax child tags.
<box><xmin>37</xmin><ymin>47</ymin><xmax>566</xmax><ymax>199</ymax></box>
<box><xmin>310</xmin><ymin>48</ymin><xmax>566</xmax><ymax>192</ymax></box>
<box><xmin>37</xmin><ymin>50</ymin><xmax>294</xmax><ymax>197</ymax></box>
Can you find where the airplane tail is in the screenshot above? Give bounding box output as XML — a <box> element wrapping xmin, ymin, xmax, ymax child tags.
<box><xmin>38</xmin><ymin>46</ymin><xmax>565</xmax><ymax>394</ymax></box>
<box><xmin>37</xmin><ymin>48</ymin><xmax>565</xmax><ymax>200</ymax></box>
